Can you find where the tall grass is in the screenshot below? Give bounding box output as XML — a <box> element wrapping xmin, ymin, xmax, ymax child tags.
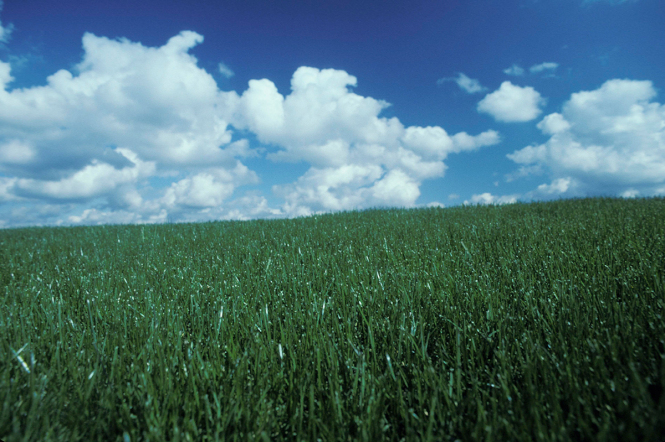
<box><xmin>1</xmin><ymin>197</ymin><xmax>664</xmax><ymax>441</ymax></box>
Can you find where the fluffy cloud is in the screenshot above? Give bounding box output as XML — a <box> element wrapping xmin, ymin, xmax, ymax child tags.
<box><xmin>438</xmin><ymin>73</ymin><xmax>487</xmax><ymax>94</ymax></box>
<box><xmin>0</xmin><ymin>30</ymin><xmax>264</xmax><ymax>226</ymax></box>
<box><xmin>503</xmin><ymin>64</ymin><xmax>525</xmax><ymax>76</ymax></box>
<box><xmin>0</xmin><ymin>31</ymin><xmax>245</xmax><ymax>172</ymax></box>
<box><xmin>159</xmin><ymin>164</ymin><xmax>258</xmax><ymax>211</ymax></box>
<box><xmin>536</xmin><ymin>112</ymin><xmax>571</xmax><ymax>135</ymax></box>
<box><xmin>507</xmin><ymin>79</ymin><xmax>665</xmax><ymax>197</ymax></box>
<box><xmin>0</xmin><ymin>30</ymin><xmax>501</xmax><ymax>227</ymax></box>
<box><xmin>532</xmin><ymin>177</ymin><xmax>577</xmax><ymax>195</ymax></box>
<box><xmin>477</xmin><ymin>81</ymin><xmax>545</xmax><ymax>122</ymax></box>
<box><xmin>12</xmin><ymin>148</ymin><xmax>155</xmax><ymax>201</ymax></box>
<box><xmin>235</xmin><ymin>66</ymin><xmax>500</xmax><ymax>216</ymax></box>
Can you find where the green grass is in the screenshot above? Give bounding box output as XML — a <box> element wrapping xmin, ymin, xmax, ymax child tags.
<box><xmin>1</xmin><ymin>197</ymin><xmax>664</xmax><ymax>441</ymax></box>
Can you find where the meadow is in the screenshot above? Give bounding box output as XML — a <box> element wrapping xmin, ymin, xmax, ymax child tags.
<box><xmin>1</xmin><ymin>197</ymin><xmax>664</xmax><ymax>441</ymax></box>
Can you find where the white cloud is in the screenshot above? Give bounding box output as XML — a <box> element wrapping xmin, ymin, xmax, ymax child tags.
<box><xmin>0</xmin><ymin>31</ymin><xmax>244</xmax><ymax>170</ymax></box>
<box><xmin>162</xmin><ymin>173</ymin><xmax>234</xmax><ymax>208</ymax></box>
<box><xmin>534</xmin><ymin>177</ymin><xmax>575</xmax><ymax>195</ymax></box>
<box><xmin>236</xmin><ymin>67</ymin><xmax>397</xmax><ymax>148</ymax></box>
<box><xmin>12</xmin><ymin>148</ymin><xmax>155</xmax><ymax>201</ymax></box>
<box><xmin>463</xmin><ymin>192</ymin><xmax>519</xmax><ymax>205</ymax></box>
<box><xmin>235</xmin><ymin>66</ymin><xmax>500</xmax><ymax>216</ymax></box>
<box><xmin>371</xmin><ymin>169</ymin><xmax>421</xmax><ymax>206</ymax></box>
<box><xmin>508</xmin><ymin>78</ymin><xmax>665</xmax><ymax>197</ymax></box>
<box><xmin>507</xmin><ymin>144</ymin><xmax>547</xmax><ymax>164</ymax></box>
<box><xmin>67</xmin><ymin>208</ymin><xmax>159</xmax><ymax>226</ymax></box>
<box><xmin>0</xmin><ymin>139</ymin><xmax>36</xmax><ymax>164</ymax></box>
<box><xmin>529</xmin><ymin>62</ymin><xmax>559</xmax><ymax>74</ymax></box>
<box><xmin>477</xmin><ymin>81</ymin><xmax>545</xmax><ymax>122</ymax></box>
<box><xmin>0</xmin><ymin>30</ymin><xmax>263</xmax><ymax>225</ymax></box>
<box><xmin>620</xmin><ymin>189</ymin><xmax>639</xmax><ymax>198</ymax></box>
<box><xmin>402</xmin><ymin>126</ymin><xmax>498</xmax><ymax>159</ymax></box>
<box><xmin>536</xmin><ymin>113</ymin><xmax>571</xmax><ymax>135</ymax></box>
<box><xmin>451</xmin><ymin>130</ymin><xmax>501</xmax><ymax>152</ymax></box>
<box><xmin>0</xmin><ymin>176</ymin><xmax>17</xmax><ymax>202</ymax></box>
<box><xmin>438</xmin><ymin>73</ymin><xmax>487</xmax><ymax>94</ymax></box>
<box><xmin>0</xmin><ymin>59</ymin><xmax>12</xmax><ymax>89</ymax></box>
<box><xmin>159</xmin><ymin>164</ymin><xmax>258</xmax><ymax>210</ymax></box>
<box><xmin>0</xmin><ymin>30</ymin><xmax>501</xmax><ymax>227</ymax></box>
<box><xmin>218</xmin><ymin>62</ymin><xmax>234</xmax><ymax>78</ymax></box>
<box><xmin>456</xmin><ymin>73</ymin><xmax>486</xmax><ymax>94</ymax></box>
<box><xmin>503</xmin><ymin>64</ymin><xmax>525</xmax><ymax>76</ymax></box>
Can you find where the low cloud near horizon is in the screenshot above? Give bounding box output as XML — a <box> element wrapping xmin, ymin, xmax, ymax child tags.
<box><xmin>506</xmin><ymin>78</ymin><xmax>665</xmax><ymax>200</ymax></box>
<box><xmin>0</xmin><ymin>17</ymin><xmax>662</xmax><ymax>227</ymax></box>
<box><xmin>470</xmin><ymin>77</ymin><xmax>665</xmax><ymax>205</ymax></box>
<box><xmin>0</xmin><ymin>31</ymin><xmax>501</xmax><ymax>227</ymax></box>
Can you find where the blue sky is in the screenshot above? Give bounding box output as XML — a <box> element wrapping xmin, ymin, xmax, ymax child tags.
<box><xmin>0</xmin><ymin>0</ymin><xmax>663</xmax><ymax>227</ymax></box>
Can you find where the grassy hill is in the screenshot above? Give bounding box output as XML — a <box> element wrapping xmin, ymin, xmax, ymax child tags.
<box><xmin>1</xmin><ymin>197</ymin><xmax>664</xmax><ymax>441</ymax></box>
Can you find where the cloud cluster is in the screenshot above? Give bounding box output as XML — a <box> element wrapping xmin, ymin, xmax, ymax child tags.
<box><xmin>0</xmin><ymin>30</ymin><xmax>501</xmax><ymax>227</ymax></box>
<box><xmin>507</xmin><ymin>79</ymin><xmax>665</xmax><ymax>197</ymax></box>
<box><xmin>0</xmin><ymin>31</ymin><xmax>269</xmax><ymax>226</ymax></box>
<box><xmin>235</xmin><ymin>66</ymin><xmax>500</xmax><ymax>216</ymax></box>
<box><xmin>477</xmin><ymin>81</ymin><xmax>545</xmax><ymax>122</ymax></box>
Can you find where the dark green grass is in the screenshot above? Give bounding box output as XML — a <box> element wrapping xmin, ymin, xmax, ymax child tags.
<box><xmin>1</xmin><ymin>197</ymin><xmax>664</xmax><ymax>441</ymax></box>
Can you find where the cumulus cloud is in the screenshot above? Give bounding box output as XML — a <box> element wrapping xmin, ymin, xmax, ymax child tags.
<box><xmin>0</xmin><ymin>30</ymin><xmax>260</xmax><ymax>226</ymax></box>
<box><xmin>12</xmin><ymin>148</ymin><xmax>155</xmax><ymax>201</ymax></box>
<box><xmin>234</xmin><ymin>66</ymin><xmax>500</xmax><ymax>216</ymax></box>
<box><xmin>438</xmin><ymin>73</ymin><xmax>487</xmax><ymax>94</ymax></box>
<box><xmin>536</xmin><ymin>112</ymin><xmax>571</xmax><ymax>135</ymax></box>
<box><xmin>463</xmin><ymin>192</ymin><xmax>519</xmax><ymax>205</ymax></box>
<box><xmin>0</xmin><ymin>31</ymin><xmax>502</xmax><ymax>227</ymax></box>
<box><xmin>507</xmin><ymin>79</ymin><xmax>665</xmax><ymax>197</ymax></box>
<box><xmin>503</xmin><ymin>64</ymin><xmax>525</xmax><ymax>76</ymax></box>
<box><xmin>159</xmin><ymin>164</ymin><xmax>258</xmax><ymax>211</ymax></box>
<box><xmin>477</xmin><ymin>81</ymin><xmax>545</xmax><ymax>122</ymax></box>
<box><xmin>1</xmin><ymin>31</ymin><xmax>247</xmax><ymax>171</ymax></box>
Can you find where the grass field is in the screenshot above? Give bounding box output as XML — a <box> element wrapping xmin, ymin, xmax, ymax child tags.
<box><xmin>1</xmin><ymin>197</ymin><xmax>664</xmax><ymax>441</ymax></box>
